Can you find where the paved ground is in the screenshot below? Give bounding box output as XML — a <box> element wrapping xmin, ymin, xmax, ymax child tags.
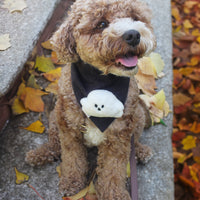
<box><xmin>0</xmin><ymin>0</ymin><xmax>174</xmax><ymax>200</ymax></box>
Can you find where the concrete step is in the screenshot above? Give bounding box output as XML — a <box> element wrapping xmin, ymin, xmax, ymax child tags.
<box><xmin>0</xmin><ymin>0</ymin><xmax>174</xmax><ymax>199</ymax></box>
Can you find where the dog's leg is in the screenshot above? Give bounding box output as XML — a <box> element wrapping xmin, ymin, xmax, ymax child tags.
<box><xmin>95</xmin><ymin>133</ymin><xmax>132</xmax><ymax>200</ymax></box>
<box><xmin>54</xmin><ymin>97</ymin><xmax>88</xmax><ymax>196</ymax></box>
<box><xmin>25</xmin><ymin>110</ymin><xmax>61</xmax><ymax>166</ymax></box>
<box><xmin>133</xmin><ymin>103</ymin><xmax>153</xmax><ymax>164</ymax></box>
<box><xmin>58</xmin><ymin>128</ymin><xmax>88</xmax><ymax>196</ymax></box>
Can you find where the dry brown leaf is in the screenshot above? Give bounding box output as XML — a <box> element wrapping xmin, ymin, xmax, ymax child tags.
<box><xmin>173</xmin><ymin>93</ymin><xmax>192</xmax><ymax>107</ymax></box>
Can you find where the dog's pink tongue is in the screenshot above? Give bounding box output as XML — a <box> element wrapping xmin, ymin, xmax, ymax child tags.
<box><xmin>116</xmin><ymin>56</ymin><xmax>138</xmax><ymax>67</ymax></box>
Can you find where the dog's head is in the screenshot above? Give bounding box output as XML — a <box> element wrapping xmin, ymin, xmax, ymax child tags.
<box><xmin>51</xmin><ymin>0</ymin><xmax>156</xmax><ymax>77</ymax></box>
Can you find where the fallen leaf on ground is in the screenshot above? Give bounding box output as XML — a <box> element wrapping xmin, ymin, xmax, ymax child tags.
<box><xmin>12</xmin><ymin>97</ymin><xmax>29</xmax><ymax>115</ymax></box>
<box><xmin>139</xmin><ymin>90</ymin><xmax>169</xmax><ymax>123</ymax></box>
<box><xmin>23</xmin><ymin>120</ymin><xmax>45</xmax><ymax>134</ymax></box>
<box><xmin>15</xmin><ymin>168</ymin><xmax>29</xmax><ymax>184</ymax></box>
<box><xmin>63</xmin><ymin>181</ymin><xmax>97</xmax><ymax>200</ymax></box>
<box><xmin>43</xmin><ymin>67</ymin><xmax>62</xmax><ymax>82</ymax></box>
<box><xmin>20</xmin><ymin>87</ymin><xmax>48</xmax><ymax>112</ymax></box>
<box><xmin>181</xmin><ymin>135</ymin><xmax>196</xmax><ymax>150</ymax></box>
<box><xmin>149</xmin><ymin>52</ymin><xmax>165</xmax><ymax>78</ymax></box>
<box><xmin>2</xmin><ymin>0</ymin><xmax>27</xmax><ymax>13</ymax></box>
<box><xmin>45</xmin><ymin>81</ymin><xmax>59</xmax><ymax>94</ymax></box>
<box><xmin>41</xmin><ymin>40</ymin><xmax>53</xmax><ymax>50</ymax></box>
<box><xmin>0</xmin><ymin>34</ymin><xmax>11</xmax><ymax>51</ymax></box>
<box><xmin>35</xmin><ymin>56</ymin><xmax>55</xmax><ymax>73</ymax></box>
<box><xmin>27</xmin><ymin>74</ymin><xmax>41</xmax><ymax>89</ymax></box>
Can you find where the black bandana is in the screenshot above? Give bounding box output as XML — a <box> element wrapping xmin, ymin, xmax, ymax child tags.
<box><xmin>71</xmin><ymin>60</ymin><xmax>130</xmax><ymax>132</ymax></box>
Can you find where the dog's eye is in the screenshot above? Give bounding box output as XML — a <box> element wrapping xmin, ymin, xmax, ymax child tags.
<box><xmin>96</xmin><ymin>21</ymin><xmax>108</xmax><ymax>30</ymax></box>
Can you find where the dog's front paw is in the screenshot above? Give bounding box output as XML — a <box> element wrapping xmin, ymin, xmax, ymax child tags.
<box><xmin>59</xmin><ymin>176</ymin><xmax>86</xmax><ymax>197</ymax></box>
<box><xmin>135</xmin><ymin>143</ymin><xmax>153</xmax><ymax>164</ymax></box>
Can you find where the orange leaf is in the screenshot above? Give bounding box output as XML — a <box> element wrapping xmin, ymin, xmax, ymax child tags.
<box><xmin>51</xmin><ymin>51</ymin><xmax>65</xmax><ymax>65</ymax></box>
<box><xmin>20</xmin><ymin>87</ymin><xmax>48</xmax><ymax>112</ymax></box>
<box><xmin>23</xmin><ymin>120</ymin><xmax>45</xmax><ymax>134</ymax></box>
<box><xmin>43</xmin><ymin>67</ymin><xmax>61</xmax><ymax>82</ymax></box>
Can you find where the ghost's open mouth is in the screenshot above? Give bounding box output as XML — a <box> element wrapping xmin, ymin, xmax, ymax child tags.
<box><xmin>115</xmin><ymin>53</ymin><xmax>138</xmax><ymax>70</ymax></box>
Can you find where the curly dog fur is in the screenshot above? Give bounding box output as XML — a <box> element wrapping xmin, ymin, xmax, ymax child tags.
<box><xmin>26</xmin><ymin>0</ymin><xmax>156</xmax><ymax>199</ymax></box>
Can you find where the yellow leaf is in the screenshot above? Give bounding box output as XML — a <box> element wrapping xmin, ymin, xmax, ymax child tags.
<box><xmin>45</xmin><ymin>81</ymin><xmax>59</xmax><ymax>94</ymax></box>
<box><xmin>12</xmin><ymin>98</ymin><xmax>29</xmax><ymax>115</ymax></box>
<box><xmin>172</xmin><ymin>6</ymin><xmax>181</xmax><ymax>21</ymax></box>
<box><xmin>181</xmin><ymin>136</ymin><xmax>196</xmax><ymax>150</ymax></box>
<box><xmin>56</xmin><ymin>165</ymin><xmax>61</xmax><ymax>177</ymax></box>
<box><xmin>126</xmin><ymin>161</ymin><xmax>131</xmax><ymax>178</ymax></box>
<box><xmin>35</xmin><ymin>56</ymin><xmax>55</xmax><ymax>73</ymax></box>
<box><xmin>0</xmin><ymin>34</ymin><xmax>11</xmax><ymax>51</ymax></box>
<box><xmin>179</xmin><ymin>67</ymin><xmax>194</xmax><ymax>76</ymax></box>
<box><xmin>177</xmin><ymin>154</ymin><xmax>187</xmax><ymax>164</ymax></box>
<box><xmin>2</xmin><ymin>0</ymin><xmax>27</xmax><ymax>13</ymax></box>
<box><xmin>183</xmin><ymin>19</ymin><xmax>193</xmax><ymax>29</ymax></box>
<box><xmin>15</xmin><ymin>168</ymin><xmax>29</xmax><ymax>184</ymax></box>
<box><xmin>137</xmin><ymin>57</ymin><xmax>156</xmax><ymax>76</ymax></box>
<box><xmin>20</xmin><ymin>87</ymin><xmax>48</xmax><ymax>112</ymax></box>
<box><xmin>187</xmin><ymin>56</ymin><xmax>199</xmax><ymax>66</ymax></box>
<box><xmin>41</xmin><ymin>40</ymin><xmax>53</xmax><ymax>50</ymax></box>
<box><xmin>66</xmin><ymin>181</ymin><xmax>96</xmax><ymax>200</ymax></box>
<box><xmin>23</xmin><ymin>120</ymin><xmax>45</xmax><ymax>134</ymax></box>
<box><xmin>43</xmin><ymin>67</ymin><xmax>62</xmax><ymax>82</ymax></box>
<box><xmin>189</xmin><ymin>166</ymin><xmax>199</xmax><ymax>182</ymax></box>
<box><xmin>151</xmin><ymin>89</ymin><xmax>166</xmax><ymax>110</ymax></box>
<box><xmin>149</xmin><ymin>52</ymin><xmax>165</xmax><ymax>78</ymax></box>
<box><xmin>17</xmin><ymin>82</ymin><xmax>26</xmax><ymax>96</ymax></box>
<box><xmin>197</xmin><ymin>36</ymin><xmax>200</xmax><ymax>44</ymax></box>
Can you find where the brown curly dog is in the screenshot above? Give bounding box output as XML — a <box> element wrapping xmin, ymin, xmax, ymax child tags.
<box><xmin>26</xmin><ymin>0</ymin><xmax>156</xmax><ymax>199</ymax></box>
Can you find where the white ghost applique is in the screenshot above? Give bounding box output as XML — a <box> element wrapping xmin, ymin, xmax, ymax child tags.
<box><xmin>80</xmin><ymin>90</ymin><xmax>124</xmax><ymax>118</ymax></box>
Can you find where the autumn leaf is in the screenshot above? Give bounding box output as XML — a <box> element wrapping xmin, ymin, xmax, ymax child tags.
<box><xmin>149</xmin><ymin>52</ymin><xmax>165</xmax><ymax>78</ymax></box>
<box><xmin>45</xmin><ymin>81</ymin><xmax>59</xmax><ymax>95</ymax></box>
<box><xmin>23</xmin><ymin>120</ymin><xmax>45</xmax><ymax>134</ymax></box>
<box><xmin>0</xmin><ymin>34</ymin><xmax>11</xmax><ymax>51</ymax></box>
<box><xmin>2</xmin><ymin>0</ymin><xmax>27</xmax><ymax>13</ymax></box>
<box><xmin>139</xmin><ymin>90</ymin><xmax>169</xmax><ymax>123</ymax></box>
<box><xmin>41</xmin><ymin>40</ymin><xmax>53</xmax><ymax>50</ymax></box>
<box><xmin>126</xmin><ymin>161</ymin><xmax>131</xmax><ymax>178</ymax></box>
<box><xmin>15</xmin><ymin>168</ymin><xmax>29</xmax><ymax>184</ymax></box>
<box><xmin>51</xmin><ymin>51</ymin><xmax>65</xmax><ymax>65</ymax></box>
<box><xmin>20</xmin><ymin>87</ymin><xmax>48</xmax><ymax>112</ymax></box>
<box><xmin>181</xmin><ymin>136</ymin><xmax>196</xmax><ymax>150</ymax></box>
<box><xmin>12</xmin><ymin>97</ymin><xmax>29</xmax><ymax>115</ymax></box>
<box><xmin>43</xmin><ymin>67</ymin><xmax>62</xmax><ymax>82</ymax></box>
<box><xmin>56</xmin><ymin>165</ymin><xmax>61</xmax><ymax>177</ymax></box>
<box><xmin>27</xmin><ymin>74</ymin><xmax>41</xmax><ymax>89</ymax></box>
<box><xmin>35</xmin><ymin>56</ymin><xmax>55</xmax><ymax>73</ymax></box>
<box><xmin>64</xmin><ymin>181</ymin><xmax>97</xmax><ymax>200</ymax></box>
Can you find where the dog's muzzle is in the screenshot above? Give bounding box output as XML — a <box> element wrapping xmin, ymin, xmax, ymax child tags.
<box><xmin>122</xmin><ymin>30</ymin><xmax>140</xmax><ymax>47</ymax></box>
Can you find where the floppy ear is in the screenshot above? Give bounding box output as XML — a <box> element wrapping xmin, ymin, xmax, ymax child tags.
<box><xmin>50</xmin><ymin>18</ymin><xmax>79</xmax><ymax>63</ymax></box>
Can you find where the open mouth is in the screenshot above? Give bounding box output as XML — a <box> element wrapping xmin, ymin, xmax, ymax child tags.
<box><xmin>115</xmin><ymin>53</ymin><xmax>138</xmax><ymax>70</ymax></box>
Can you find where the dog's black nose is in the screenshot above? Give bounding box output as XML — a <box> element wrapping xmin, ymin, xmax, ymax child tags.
<box><xmin>122</xmin><ymin>30</ymin><xmax>140</xmax><ymax>47</ymax></box>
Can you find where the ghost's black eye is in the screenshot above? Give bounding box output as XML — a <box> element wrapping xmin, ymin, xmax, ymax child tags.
<box><xmin>96</xmin><ymin>21</ymin><xmax>108</xmax><ymax>30</ymax></box>
<box><xmin>94</xmin><ymin>104</ymin><xmax>98</xmax><ymax>108</ymax></box>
